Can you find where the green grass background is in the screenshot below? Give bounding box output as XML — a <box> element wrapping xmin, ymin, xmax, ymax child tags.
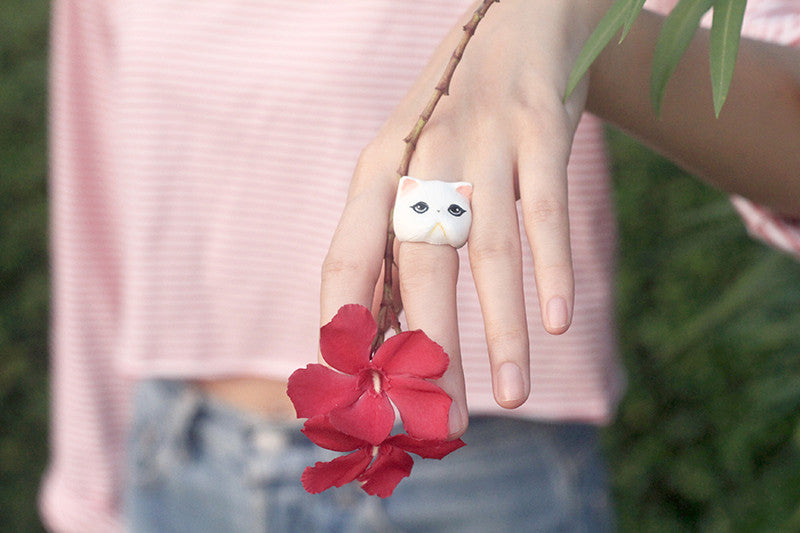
<box><xmin>2</xmin><ymin>1</ymin><xmax>799</xmax><ymax>531</ymax></box>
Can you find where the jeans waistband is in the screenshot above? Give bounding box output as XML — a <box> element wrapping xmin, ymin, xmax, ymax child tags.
<box><xmin>134</xmin><ymin>379</ymin><xmax>305</xmax><ymax>460</ymax></box>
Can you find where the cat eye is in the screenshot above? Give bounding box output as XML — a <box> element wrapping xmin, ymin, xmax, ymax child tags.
<box><xmin>448</xmin><ymin>204</ymin><xmax>466</xmax><ymax>217</ymax></box>
<box><xmin>411</xmin><ymin>201</ymin><xmax>429</xmax><ymax>214</ymax></box>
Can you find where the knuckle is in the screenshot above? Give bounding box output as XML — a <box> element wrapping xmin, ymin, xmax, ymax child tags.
<box><xmin>398</xmin><ymin>268</ymin><xmax>434</xmax><ymax>297</ymax></box>
<box><xmin>484</xmin><ymin>324</ymin><xmax>529</xmax><ymax>354</ymax></box>
<box><xmin>398</xmin><ymin>253</ymin><xmax>451</xmax><ymax>295</ymax></box>
<box><xmin>513</xmin><ymin>86</ymin><xmax>556</xmax><ymax>118</ymax></box>
<box><xmin>409</xmin><ymin>121</ymin><xmax>463</xmax><ymax>177</ymax></box>
<box><xmin>468</xmin><ymin>235</ymin><xmax>521</xmax><ymax>266</ymax></box>
<box><xmin>321</xmin><ymin>255</ymin><xmax>368</xmax><ymax>282</ymax></box>
<box><xmin>534</xmin><ymin>261</ymin><xmax>574</xmax><ymax>290</ymax></box>
<box><xmin>514</xmin><ymin>100</ymin><xmax>574</xmax><ymax>157</ymax></box>
<box><xmin>351</xmin><ymin>139</ymin><xmax>399</xmax><ymax>194</ymax></box>
<box><xmin>523</xmin><ymin>198</ymin><xmax>567</xmax><ymax>224</ymax></box>
<box><xmin>355</xmin><ymin>139</ymin><xmax>386</xmax><ymax>172</ymax></box>
<box><xmin>512</xmin><ymin>81</ymin><xmax>565</xmax><ymax>122</ymax></box>
<box><xmin>536</xmin><ymin>261</ymin><xmax>574</xmax><ymax>277</ymax></box>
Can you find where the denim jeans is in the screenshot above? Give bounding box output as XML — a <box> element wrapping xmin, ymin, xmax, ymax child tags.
<box><xmin>124</xmin><ymin>380</ymin><xmax>613</xmax><ymax>532</ymax></box>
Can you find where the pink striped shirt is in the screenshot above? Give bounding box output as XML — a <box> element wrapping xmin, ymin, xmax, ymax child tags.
<box><xmin>41</xmin><ymin>1</ymin><xmax>800</xmax><ymax>531</ymax></box>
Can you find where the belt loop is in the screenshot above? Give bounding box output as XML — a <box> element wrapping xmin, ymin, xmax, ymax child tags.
<box><xmin>154</xmin><ymin>381</ymin><xmax>203</xmax><ymax>471</ymax></box>
<box><xmin>244</xmin><ymin>419</ymin><xmax>295</xmax><ymax>486</ymax></box>
<box><xmin>251</xmin><ymin>422</ymin><xmax>290</xmax><ymax>454</ymax></box>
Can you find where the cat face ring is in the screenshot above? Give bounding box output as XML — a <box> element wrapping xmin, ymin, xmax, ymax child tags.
<box><xmin>392</xmin><ymin>176</ymin><xmax>473</xmax><ymax>249</ymax></box>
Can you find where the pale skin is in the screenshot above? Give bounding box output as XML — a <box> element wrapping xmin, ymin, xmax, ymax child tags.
<box><xmin>589</xmin><ymin>8</ymin><xmax>800</xmax><ymax>216</ymax></box>
<box><xmin>202</xmin><ymin>1</ymin><xmax>800</xmax><ymax>435</ymax></box>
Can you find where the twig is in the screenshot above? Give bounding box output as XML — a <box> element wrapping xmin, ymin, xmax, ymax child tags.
<box><xmin>371</xmin><ymin>0</ymin><xmax>499</xmax><ymax>354</ymax></box>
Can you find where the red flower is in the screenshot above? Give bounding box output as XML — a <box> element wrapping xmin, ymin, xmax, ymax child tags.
<box><xmin>288</xmin><ymin>304</ymin><xmax>452</xmax><ymax>444</ymax></box>
<box><xmin>300</xmin><ymin>415</ymin><xmax>465</xmax><ymax>498</ymax></box>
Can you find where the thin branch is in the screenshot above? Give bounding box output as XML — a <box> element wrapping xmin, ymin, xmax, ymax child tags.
<box><xmin>396</xmin><ymin>0</ymin><xmax>499</xmax><ymax>177</ymax></box>
<box><xmin>371</xmin><ymin>0</ymin><xmax>499</xmax><ymax>354</ymax></box>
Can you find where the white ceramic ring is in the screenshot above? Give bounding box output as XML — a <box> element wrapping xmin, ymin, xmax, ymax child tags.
<box><xmin>392</xmin><ymin>176</ymin><xmax>473</xmax><ymax>249</ymax></box>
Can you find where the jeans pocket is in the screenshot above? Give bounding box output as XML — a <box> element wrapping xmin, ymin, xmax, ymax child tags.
<box><xmin>126</xmin><ymin>380</ymin><xmax>201</xmax><ymax>488</ymax></box>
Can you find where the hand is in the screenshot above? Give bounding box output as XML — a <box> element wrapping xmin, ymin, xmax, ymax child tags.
<box><xmin>321</xmin><ymin>0</ymin><xmax>612</xmax><ymax>437</ymax></box>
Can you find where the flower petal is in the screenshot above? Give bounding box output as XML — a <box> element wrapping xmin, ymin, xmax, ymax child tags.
<box><xmin>301</xmin><ymin>416</ymin><xmax>366</xmax><ymax>452</ymax></box>
<box><xmin>386</xmin><ymin>377</ymin><xmax>451</xmax><ymax>441</ymax></box>
<box><xmin>287</xmin><ymin>364</ymin><xmax>361</xmax><ymax>419</ymax></box>
<box><xmin>388</xmin><ymin>434</ymin><xmax>466</xmax><ymax>459</ymax></box>
<box><xmin>301</xmin><ymin>448</ymin><xmax>373</xmax><ymax>494</ymax></box>
<box><xmin>372</xmin><ymin>330</ymin><xmax>448</xmax><ymax>379</ymax></box>
<box><xmin>329</xmin><ymin>389</ymin><xmax>395</xmax><ymax>445</ymax></box>
<box><xmin>358</xmin><ymin>444</ymin><xmax>414</xmax><ymax>498</ymax></box>
<box><xmin>319</xmin><ymin>304</ymin><xmax>376</xmax><ymax>375</ymax></box>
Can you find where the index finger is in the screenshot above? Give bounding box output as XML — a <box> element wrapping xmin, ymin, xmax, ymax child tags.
<box><xmin>320</xmin><ymin>148</ymin><xmax>397</xmax><ymax>325</ymax></box>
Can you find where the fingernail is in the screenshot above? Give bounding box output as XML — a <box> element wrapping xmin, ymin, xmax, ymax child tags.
<box><xmin>497</xmin><ymin>362</ymin><xmax>525</xmax><ymax>405</ymax></box>
<box><xmin>546</xmin><ymin>297</ymin><xmax>569</xmax><ymax>333</ymax></box>
<box><xmin>448</xmin><ymin>401</ymin><xmax>464</xmax><ymax>436</ymax></box>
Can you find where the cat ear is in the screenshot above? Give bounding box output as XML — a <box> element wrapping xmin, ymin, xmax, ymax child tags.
<box><xmin>455</xmin><ymin>182</ymin><xmax>473</xmax><ymax>202</ymax></box>
<box><xmin>398</xmin><ymin>176</ymin><xmax>420</xmax><ymax>196</ymax></box>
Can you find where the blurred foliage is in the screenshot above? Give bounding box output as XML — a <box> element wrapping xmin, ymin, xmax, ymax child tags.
<box><xmin>1</xmin><ymin>0</ymin><xmax>51</xmax><ymax>532</ymax></box>
<box><xmin>1</xmin><ymin>1</ymin><xmax>799</xmax><ymax>532</ymax></box>
<box><xmin>606</xmin><ymin>129</ymin><xmax>800</xmax><ymax>532</ymax></box>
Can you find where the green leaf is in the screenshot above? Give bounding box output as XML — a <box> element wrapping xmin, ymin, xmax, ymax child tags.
<box><xmin>710</xmin><ymin>0</ymin><xmax>747</xmax><ymax>116</ymax></box>
<box><xmin>620</xmin><ymin>0</ymin><xmax>647</xmax><ymax>43</ymax></box>
<box><xmin>650</xmin><ymin>0</ymin><xmax>714</xmax><ymax>116</ymax></box>
<box><xmin>565</xmin><ymin>0</ymin><xmax>640</xmax><ymax>101</ymax></box>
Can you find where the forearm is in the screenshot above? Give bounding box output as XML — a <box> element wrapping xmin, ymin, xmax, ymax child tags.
<box><xmin>587</xmin><ymin>9</ymin><xmax>800</xmax><ymax>216</ymax></box>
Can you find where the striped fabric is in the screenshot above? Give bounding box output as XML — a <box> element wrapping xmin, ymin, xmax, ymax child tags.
<box><xmin>732</xmin><ymin>198</ymin><xmax>800</xmax><ymax>257</ymax></box>
<box><xmin>41</xmin><ymin>1</ymin><xmax>799</xmax><ymax>531</ymax></box>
